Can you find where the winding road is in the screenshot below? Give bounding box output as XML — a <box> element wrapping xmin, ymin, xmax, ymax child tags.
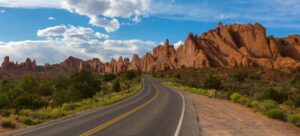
<box><xmin>12</xmin><ymin>76</ymin><xmax>199</xmax><ymax>136</ymax></box>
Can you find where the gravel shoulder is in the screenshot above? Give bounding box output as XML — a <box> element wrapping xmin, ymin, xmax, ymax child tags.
<box><xmin>187</xmin><ymin>93</ymin><xmax>300</xmax><ymax>136</ymax></box>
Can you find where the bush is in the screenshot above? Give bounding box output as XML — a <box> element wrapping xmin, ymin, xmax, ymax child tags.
<box><xmin>187</xmin><ymin>80</ymin><xmax>200</xmax><ymax>88</ymax></box>
<box><xmin>290</xmin><ymin>75</ymin><xmax>300</xmax><ymax>89</ymax></box>
<box><xmin>261</xmin><ymin>88</ymin><xmax>288</xmax><ymax>103</ymax></box>
<box><xmin>1</xmin><ymin>119</ymin><xmax>16</xmax><ymax>128</ymax></box>
<box><xmin>230</xmin><ymin>93</ymin><xmax>243</xmax><ymax>103</ymax></box>
<box><xmin>17</xmin><ymin>116</ymin><xmax>36</xmax><ymax>125</ymax></box>
<box><xmin>0</xmin><ymin>93</ymin><xmax>10</xmax><ymax>108</ymax></box>
<box><xmin>248</xmin><ymin>73</ymin><xmax>261</xmax><ymax>80</ymax></box>
<box><xmin>62</xmin><ymin>103</ymin><xmax>79</xmax><ymax>111</ymax></box>
<box><xmin>203</xmin><ymin>75</ymin><xmax>222</xmax><ymax>89</ymax></box>
<box><xmin>0</xmin><ymin>110</ymin><xmax>11</xmax><ymax>117</ymax></box>
<box><xmin>125</xmin><ymin>71</ymin><xmax>137</xmax><ymax>80</ymax></box>
<box><xmin>257</xmin><ymin>99</ymin><xmax>278</xmax><ymax>112</ymax></box>
<box><xmin>13</xmin><ymin>94</ymin><xmax>47</xmax><ymax>110</ymax></box>
<box><xmin>69</xmin><ymin>71</ymin><xmax>101</xmax><ymax>100</ymax></box>
<box><xmin>288</xmin><ymin>94</ymin><xmax>300</xmax><ymax>107</ymax></box>
<box><xmin>250</xmin><ymin>100</ymin><xmax>260</xmax><ymax>110</ymax></box>
<box><xmin>264</xmin><ymin>108</ymin><xmax>286</xmax><ymax>121</ymax></box>
<box><xmin>112</xmin><ymin>80</ymin><xmax>121</xmax><ymax>92</ymax></box>
<box><xmin>287</xmin><ymin>114</ymin><xmax>300</xmax><ymax>127</ymax></box>
<box><xmin>232</xmin><ymin>70</ymin><xmax>248</xmax><ymax>82</ymax></box>
<box><xmin>48</xmin><ymin>109</ymin><xmax>65</xmax><ymax>118</ymax></box>
<box><xmin>103</xmin><ymin>73</ymin><xmax>116</xmax><ymax>82</ymax></box>
<box><xmin>239</xmin><ymin>96</ymin><xmax>249</xmax><ymax>105</ymax></box>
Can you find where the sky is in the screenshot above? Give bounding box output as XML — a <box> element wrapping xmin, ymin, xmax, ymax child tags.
<box><xmin>0</xmin><ymin>0</ymin><xmax>300</xmax><ymax>64</ymax></box>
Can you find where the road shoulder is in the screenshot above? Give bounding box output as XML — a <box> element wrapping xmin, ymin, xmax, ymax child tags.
<box><xmin>188</xmin><ymin>93</ymin><xmax>300</xmax><ymax>136</ymax></box>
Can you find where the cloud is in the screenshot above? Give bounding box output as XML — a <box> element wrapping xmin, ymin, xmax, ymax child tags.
<box><xmin>0</xmin><ymin>9</ymin><xmax>5</xmax><ymax>13</ymax></box>
<box><xmin>62</xmin><ymin>0</ymin><xmax>149</xmax><ymax>32</ymax></box>
<box><xmin>37</xmin><ymin>25</ymin><xmax>110</xmax><ymax>39</ymax></box>
<box><xmin>173</xmin><ymin>40</ymin><xmax>183</xmax><ymax>49</ymax></box>
<box><xmin>0</xmin><ymin>25</ymin><xmax>156</xmax><ymax>64</ymax></box>
<box><xmin>48</xmin><ymin>16</ymin><xmax>56</xmax><ymax>20</ymax></box>
<box><xmin>0</xmin><ymin>0</ymin><xmax>62</xmax><ymax>8</ymax></box>
<box><xmin>0</xmin><ymin>0</ymin><xmax>150</xmax><ymax>32</ymax></box>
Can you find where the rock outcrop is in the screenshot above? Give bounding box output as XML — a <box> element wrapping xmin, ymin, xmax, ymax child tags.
<box><xmin>1</xmin><ymin>23</ymin><xmax>300</xmax><ymax>73</ymax></box>
<box><xmin>1</xmin><ymin>56</ymin><xmax>37</xmax><ymax>71</ymax></box>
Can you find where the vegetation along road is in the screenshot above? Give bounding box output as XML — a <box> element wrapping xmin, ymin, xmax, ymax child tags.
<box><xmin>11</xmin><ymin>76</ymin><xmax>199</xmax><ymax>136</ymax></box>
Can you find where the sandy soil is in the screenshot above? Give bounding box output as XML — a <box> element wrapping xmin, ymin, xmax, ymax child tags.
<box><xmin>187</xmin><ymin>93</ymin><xmax>300</xmax><ymax>136</ymax></box>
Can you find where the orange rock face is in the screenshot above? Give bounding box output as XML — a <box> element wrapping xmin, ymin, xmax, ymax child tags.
<box><xmin>1</xmin><ymin>23</ymin><xmax>300</xmax><ymax>73</ymax></box>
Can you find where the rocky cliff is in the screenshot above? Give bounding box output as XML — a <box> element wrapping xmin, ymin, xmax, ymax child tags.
<box><xmin>2</xmin><ymin>23</ymin><xmax>300</xmax><ymax>73</ymax></box>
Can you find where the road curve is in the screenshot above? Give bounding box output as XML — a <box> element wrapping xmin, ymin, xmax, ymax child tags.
<box><xmin>13</xmin><ymin>76</ymin><xmax>187</xmax><ymax>136</ymax></box>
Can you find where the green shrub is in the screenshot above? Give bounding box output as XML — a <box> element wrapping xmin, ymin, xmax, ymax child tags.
<box><xmin>203</xmin><ymin>75</ymin><xmax>222</xmax><ymax>89</ymax></box>
<box><xmin>290</xmin><ymin>75</ymin><xmax>300</xmax><ymax>89</ymax></box>
<box><xmin>69</xmin><ymin>71</ymin><xmax>101</xmax><ymax>101</ymax></box>
<box><xmin>230</xmin><ymin>93</ymin><xmax>243</xmax><ymax>103</ymax></box>
<box><xmin>264</xmin><ymin>108</ymin><xmax>286</xmax><ymax>121</ymax></box>
<box><xmin>257</xmin><ymin>99</ymin><xmax>278</xmax><ymax>112</ymax></box>
<box><xmin>0</xmin><ymin>93</ymin><xmax>10</xmax><ymax>108</ymax></box>
<box><xmin>103</xmin><ymin>73</ymin><xmax>116</xmax><ymax>82</ymax></box>
<box><xmin>187</xmin><ymin>80</ymin><xmax>199</xmax><ymax>88</ymax></box>
<box><xmin>62</xmin><ymin>103</ymin><xmax>79</xmax><ymax>111</ymax></box>
<box><xmin>250</xmin><ymin>100</ymin><xmax>260</xmax><ymax>110</ymax></box>
<box><xmin>0</xmin><ymin>110</ymin><xmax>11</xmax><ymax>117</ymax></box>
<box><xmin>48</xmin><ymin>109</ymin><xmax>65</xmax><ymax>118</ymax></box>
<box><xmin>287</xmin><ymin>114</ymin><xmax>300</xmax><ymax>127</ymax></box>
<box><xmin>17</xmin><ymin>116</ymin><xmax>36</xmax><ymax>125</ymax></box>
<box><xmin>288</xmin><ymin>94</ymin><xmax>300</xmax><ymax>107</ymax></box>
<box><xmin>125</xmin><ymin>71</ymin><xmax>137</xmax><ymax>80</ymax></box>
<box><xmin>13</xmin><ymin>94</ymin><xmax>47</xmax><ymax>110</ymax></box>
<box><xmin>248</xmin><ymin>73</ymin><xmax>261</xmax><ymax>80</ymax></box>
<box><xmin>112</xmin><ymin>80</ymin><xmax>121</xmax><ymax>92</ymax></box>
<box><xmin>232</xmin><ymin>70</ymin><xmax>248</xmax><ymax>82</ymax></box>
<box><xmin>261</xmin><ymin>88</ymin><xmax>288</xmax><ymax>103</ymax></box>
<box><xmin>1</xmin><ymin>119</ymin><xmax>16</xmax><ymax>128</ymax></box>
<box><xmin>239</xmin><ymin>96</ymin><xmax>249</xmax><ymax>105</ymax></box>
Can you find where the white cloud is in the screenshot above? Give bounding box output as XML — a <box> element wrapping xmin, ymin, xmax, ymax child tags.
<box><xmin>173</xmin><ymin>40</ymin><xmax>183</xmax><ymax>49</ymax></box>
<box><xmin>0</xmin><ymin>39</ymin><xmax>156</xmax><ymax>64</ymax></box>
<box><xmin>37</xmin><ymin>25</ymin><xmax>110</xmax><ymax>40</ymax></box>
<box><xmin>0</xmin><ymin>0</ymin><xmax>150</xmax><ymax>32</ymax></box>
<box><xmin>0</xmin><ymin>0</ymin><xmax>62</xmax><ymax>8</ymax></box>
<box><xmin>0</xmin><ymin>25</ymin><xmax>156</xmax><ymax>64</ymax></box>
<box><xmin>62</xmin><ymin>0</ymin><xmax>149</xmax><ymax>32</ymax></box>
<box><xmin>48</xmin><ymin>16</ymin><xmax>56</xmax><ymax>20</ymax></box>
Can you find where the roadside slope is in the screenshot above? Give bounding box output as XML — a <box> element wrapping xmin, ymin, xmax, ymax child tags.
<box><xmin>187</xmin><ymin>93</ymin><xmax>300</xmax><ymax>136</ymax></box>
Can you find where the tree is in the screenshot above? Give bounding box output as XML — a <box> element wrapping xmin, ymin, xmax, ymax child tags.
<box><xmin>125</xmin><ymin>71</ymin><xmax>137</xmax><ymax>80</ymax></box>
<box><xmin>0</xmin><ymin>93</ymin><xmax>9</xmax><ymax>109</ymax></box>
<box><xmin>69</xmin><ymin>71</ymin><xmax>101</xmax><ymax>100</ymax></box>
<box><xmin>112</xmin><ymin>80</ymin><xmax>121</xmax><ymax>92</ymax></box>
<box><xmin>103</xmin><ymin>73</ymin><xmax>116</xmax><ymax>82</ymax></box>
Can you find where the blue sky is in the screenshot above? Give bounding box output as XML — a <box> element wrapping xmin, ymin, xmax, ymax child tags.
<box><xmin>0</xmin><ymin>0</ymin><xmax>299</xmax><ymax>64</ymax></box>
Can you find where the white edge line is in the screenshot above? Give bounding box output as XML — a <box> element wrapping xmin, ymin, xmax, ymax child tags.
<box><xmin>171</xmin><ymin>87</ymin><xmax>185</xmax><ymax>136</ymax></box>
<box><xmin>14</xmin><ymin>77</ymin><xmax>146</xmax><ymax>136</ymax></box>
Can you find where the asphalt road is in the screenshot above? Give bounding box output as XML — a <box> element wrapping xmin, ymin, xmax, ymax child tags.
<box><xmin>12</xmin><ymin>76</ymin><xmax>199</xmax><ymax>136</ymax></box>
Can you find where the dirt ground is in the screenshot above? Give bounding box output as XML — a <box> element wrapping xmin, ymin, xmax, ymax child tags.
<box><xmin>187</xmin><ymin>93</ymin><xmax>300</xmax><ymax>136</ymax></box>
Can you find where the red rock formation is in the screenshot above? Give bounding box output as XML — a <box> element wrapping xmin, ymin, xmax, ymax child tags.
<box><xmin>2</xmin><ymin>23</ymin><xmax>300</xmax><ymax>73</ymax></box>
<box><xmin>1</xmin><ymin>56</ymin><xmax>37</xmax><ymax>71</ymax></box>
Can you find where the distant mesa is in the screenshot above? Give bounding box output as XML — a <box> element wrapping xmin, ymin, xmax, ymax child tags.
<box><xmin>1</xmin><ymin>23</ymin><xmax>300</xmax><ymax>73</ymax></box>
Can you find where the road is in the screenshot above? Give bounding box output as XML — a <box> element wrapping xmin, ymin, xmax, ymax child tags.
<box><xmin>12</xmin><ymin>76</ymin><xmax>199</xmax><ymax>136</ymax></box>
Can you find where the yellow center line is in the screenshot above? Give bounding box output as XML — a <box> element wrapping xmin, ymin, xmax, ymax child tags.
<box><xmin>80</xmin><ymin>86</ymin><xmax>160</xmax><ymax>136</ymax></box>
